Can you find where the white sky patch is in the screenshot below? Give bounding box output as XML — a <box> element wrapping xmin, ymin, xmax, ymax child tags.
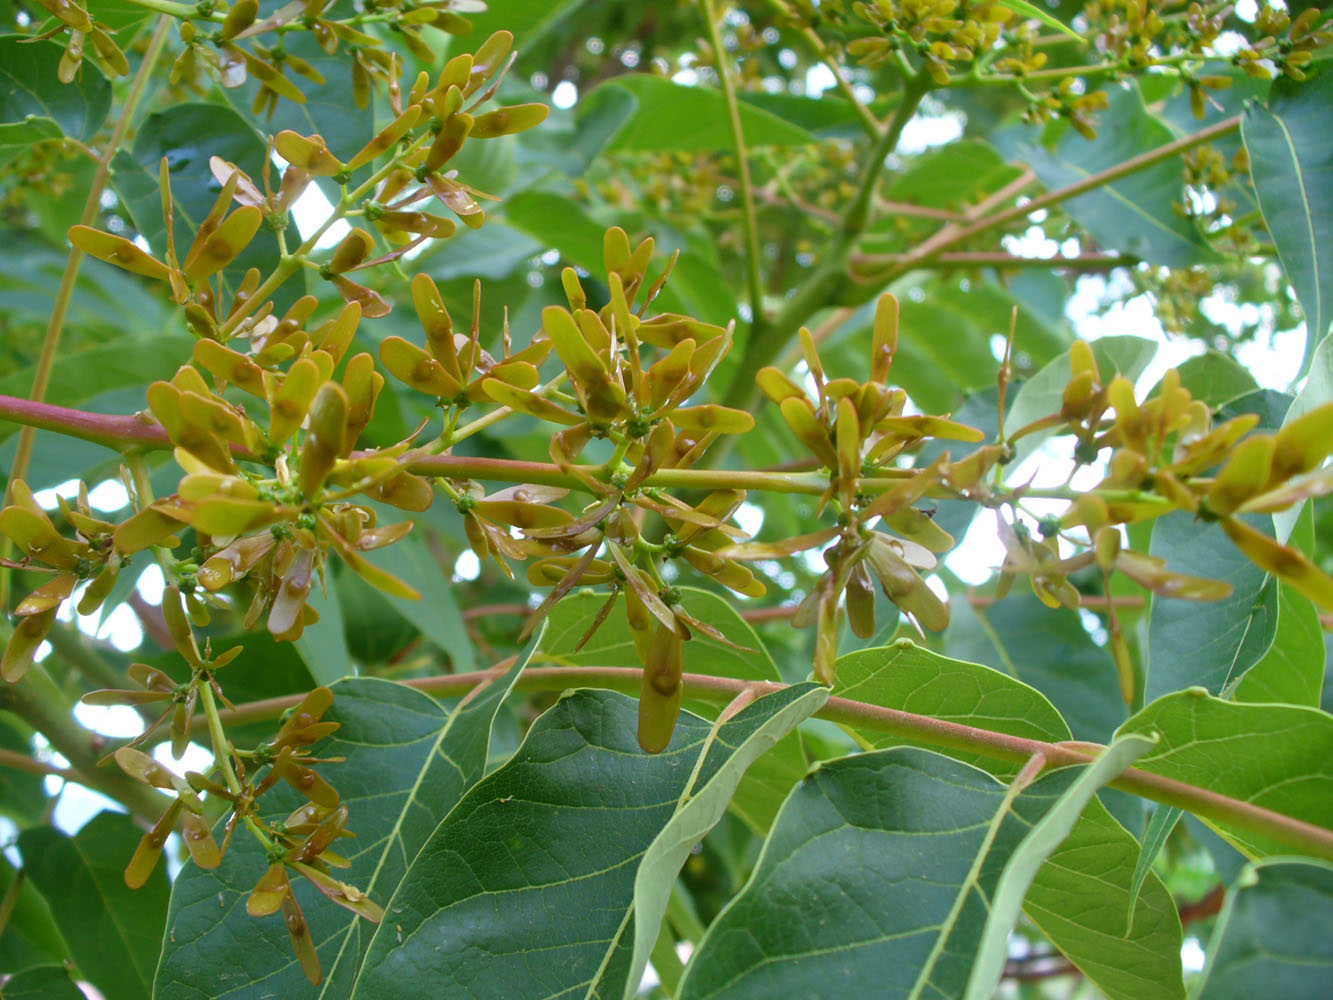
<box><xmin>291</xmin><ymin>182</ymin><xmax>351</xmax><ymax>251</ymax></box>
<box><xmin>74</xmin><ymin>702</ymin><xmax>146</xmax><ymax>740</ymax></box>
<box><xmin>1182</xmin><ymin>936</ymin><xmax>1207</xmax><ymax>973</ymax></box>
<box><xmin>153</xmin><ymin>741</ymin><xmax>215</xmax><ymax>780</ymax></box>
<box><xmin>735</xmin><ymin>501</ymin><xmax>765</xmax><ymax>538</ymax></box>
<box><xmin>453</xmin><ymin>549</ymin><xmax>481</xmax><ymax>582</ymax></box>
<box><xmin>805</xmin><ymin>64</ymin><xmax>836</xmax><ymax>97</ymax></box>
<box><xmin>897</xmin><ymin>111</ymin><xmax>965</xmax><ymax>156</ymax></box>
<box><xmin>137</xmin><ymin>563</ymin><xmax>167</xmax><ymax>604</ymax></box>
<box><xmin>552</xmin><ymin>80</ymin><xmax>579</xmax><ymax>109</ymax></box>
<box><xmin>87</xmin><ymin>478</ymin><xmax>129</xmax><ymax>512</ymax></box>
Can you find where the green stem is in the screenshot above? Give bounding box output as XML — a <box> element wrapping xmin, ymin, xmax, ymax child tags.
<box><xmin>120</xmin><ymin>0</ymin><xmax>200</xmax><ymax>17</ymax></box>
<box><xmin>183</xmin><ymin>664</ymin><xmax>1333</xmax><ymax>862</ymax></box>
<box><xmin>700</xmin><ymin>0</ymin><xmax>765</xmax><ymax>328</ymax></box>
<box><xmin>722</xmin><ymin>75</ymin><xmax>930</xmax><ymax>413</ymax></box>
<box><xmin>198</xmin><ymin>681</ymin><xmax>243</xmax><ymax>799</ymax></box>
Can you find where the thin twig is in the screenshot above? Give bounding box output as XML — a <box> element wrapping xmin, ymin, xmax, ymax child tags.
<box><xmin>701</xmin><ymin>0</ymin><xmax>765</xmax><ymax>326</ymax></box>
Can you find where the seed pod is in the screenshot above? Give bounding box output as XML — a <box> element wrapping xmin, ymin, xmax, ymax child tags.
<box><xmin>126</xmin><ymin>800</ymin><xmax>183</xmax><ymax>889</ymax></box>
<box><xmin>327</xmin><ymin>228</ymin><xmax>375</xmax><ymax>273</ymax></box>
<box><xmin>637</xmin><ymin>623</ymin><xmax>683</xmax><ymax>754</ymax></box>
<box><xmin>870</xmin><ymin>293</ymin><xmax>899</xmax><ymax>384</ymax></box>
<box><xmin>68</xmin><ymin>226</ymin><xmax>171</xmax><ymax>280</ymax></box>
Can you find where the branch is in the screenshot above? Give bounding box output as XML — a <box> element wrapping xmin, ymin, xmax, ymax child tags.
<box><xmin>873</xmin><ymin>115</ymin><xmax>1241</xmax><ymax>283</ymax></box>
<box><xmin>179</xmin><ymin>664</ymin><xmax>1333</xmax><ymax>863</ymax></box>
<box><xmin>723</xmin><ymin>75</ymin><xmax>932</xmax><ymax>411</ymax></box>
<box><xmin>854</xmin><ymin>251</ymin><xmax>1139</xmax><ymax>273</ymax></box>
<box><xmin>701</xmin><ymin>0</ymin><xmax>764</xmax><ymax>326</ymax></box>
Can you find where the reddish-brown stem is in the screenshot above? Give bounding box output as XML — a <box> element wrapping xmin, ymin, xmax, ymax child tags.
<box><xmin>163</xmin><ymin>663</ymin><xmax>1333</xmax><ymax>862</ymax></box>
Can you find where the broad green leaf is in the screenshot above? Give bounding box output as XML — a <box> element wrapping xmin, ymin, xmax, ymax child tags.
<box><xmin>882</xmin><ymin>139</ymin><xmax>1023</xmax><ymax>211</ymax></box>
<box><xmin>118</xmin><ymin>104</ymin><xmax>289</xmax><ymax>306</ymax></box>
<box><xmin>585</xmin><ymin>75</ymin><xmax>817</xmax><ymax>153</ymax></box>
<box><xmin>619</xmin><ymin>684</ymin><xmax>826</xmax><ymax>1000</ymax></box>
<box><xmin>0</xmin><ymin>714</ymin><xmax>44</xmax><ymax>824</ymax></box>
<box><xmin>237</xmin><ymin>34</ymin><xmax>373</xmax><ymax>174</ymax></box>
<box><xmin>738</xmin><ymin>91</ymin><xmax>884</xmax><ymax>138</ymax></box>
<box><xmin>453</xmin><ymin>0</ymin><xmax>594</xmax><ymax>49</ymax></box>
<box><xmin>0</xmin><ymin>236</ymin><xmax>175</xmax><ymax>351</ymax></box>
<box><xmin>349</xmin><ymin>684</ymin><xmax>824</xmax><ymax>999</ymax></box>
<box><xmin>0</xmin><ymin>35</ymin><xmax>110</xmax><ymax>146</ymax></box>
<box><xmin>1145</xmin><ymin>513</ymin><xmax>1275</xmax><ymax>702</ymax></box>
<box><xmin>363</xmin><ymin>531</ymin><xmax>473</xmax><ymax>671</ymax></box>
<box><xmin>680</xmin><ymin>745</ymin><xmax>1174</xmax><ymax>1000</ymax></box>
<box><xmin>294</xmin><ymin>580</ymin><xmax>354</xmax><ymax>686</ymax></box>
<box><xmin>1234</xmin><ymin>521</ymin><xmax>1324</xmax><ymax>706</ymax></box>
<box><xmin>832</xmin><ymin>639</ymin><xmax>1182</xmax><ymax>1000</ymax></box>
<box><xmin>1192</xmin><ymin>858</ymin><xmax>1333</xmax><ymax>999</ymax></box>
<box><xmin>1118</xmin><ymin>690</ymin><xmax>1333</xmax><ymax>858</ymax></box>
<box><xmin>993</xmin><ymin>87</ymin><xmax>1216</xmax><ymax>268</ymax></box>
<box><xmin>1242</xmin><ymin>70</ymin><xmax>1333</xmax><ymax>365</ymax></box>
<box><xmin>502</xmin><ymin>189</ymin><xmax>732</xmax><ymax>323</ymax></box>
<box><xmin>0</xmin><ymin>856</ymin><xmax>68</xmax><ymax>974</ymax></box>
<box><xmin>965</xmin><ymin>734</ymin><xmax>1156</xmax><ymax>1000</ymax></box>
<box><xmin>947</xmin><ymin>595</ymin><xmax>1127</xmax><ymax>744</ymax></box>
<box><xmin>155</xmin><ymin>634</ymin><xmax>537</xmax><ymax>1000</ymax></box>
<box><xmin>543</xmin><ymin>586</ymin><xmax>808</xmax><ymax>833</ymax></box>
<box><xmin>0</xmin><ymin>964</ymin><xmax>85</xmax><ymax>999</ymax></box>
<box><xmin>1003</xmin><ymin>335</ymin><xmax>1157</xmax><ymax>464</ymax></box>
<box><xmin>1167</xmin><ymin>351</ymin><xmax>1259</xmax><ymax>407</ymax></box>
<box><xmin>18</xmin><ymin>811</ymin><xmax>170</xmax><ymax>1000</ymax></box>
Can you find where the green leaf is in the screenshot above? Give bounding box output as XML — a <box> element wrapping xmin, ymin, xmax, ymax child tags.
<box><xmin>360</xmin><ymin>531</ymin><xmax>472</xmax><ymax>670</ymax></box>
<box><xmin>993</xmin><ymin>87</ymin><xmax>1216</xmax><ymax>268</ymax></box>
<box><xmin>453</xmin><ymin>0</ymin><xmax>594</xmax><ymax>50</ymax></box>
<box><xmin>294</xmin><ymin>580</ymin><xmax>354</xmax><ymax>686</ymax></box>
<box><xmin>0</xmin><ymin>336</ymin><xmax>192</xmax><ymax>445</ymax></box>
<box><xmin>947</xmin><ymin>595</ymin><xmax>1127</xmax><ymax>744</ymax></box>
<box><xmin>1167</xmin><ymin>351</ymin><xmax>1259</xmax><ymax>407</ymax></box>
<box><xmin>1145</xmin><ymin>513</ymin><xmax>1275</xmax><ymax>702</ymax></box>
<box><xmin>680</xmin><ymin>745</ymin><xmax>1175</xmax><ymax>1000</ymax></box>
<box><xmin>156</xmin><ymin>631</ymin><xmax>539</xmax><ymax>1000</ymax></box>
<box><xmin>996</xmin><ymin>0</ymin><xmax>1084</xmax><ymax>42</ymax></box>
<box><xmin>0</xmin><ymin>857</ymin><xmax>68</xmax><ymax>974</ymax></box>
<box><xmin>118</xmin><ymin>104</ymin><xmax>290</xmax><ymax>306</ymax></box>
<box><xmin>584</xmin><ymin>75</ymin><xmax>817</xmax><ymax>153</ymax></box>
<box><xmin>0</xmin><ymin>715</ymin><xmax>44</xmax><ymax>824</ymax></box>
<box><xmin>348</xmin><ymin>684</ymin><xmax>824</xmax><ymax>999</ymax></box>
<box><xmin>237</xmin><ymin>35</ymin><xmax>373</xmax><ymax>171</ymax></box>
<box><xmin>18</xmin><ymin>811</ymin><xmax>169</xmax><ymax>1000</ymax></box>
<box><xmin>831</xmin><ymin>639</ymin><xmax>1182</xmax><ymax>1000</ymax></box>
<box><xmin>1234</xmin><ymin>507</ymin><xmax>1324</xmax><ymax>707</ymax></box>
<box><xmin>1242</xmin><ymin>70</ymin><xmax>1333</xmax><ymax>363</ymax></box>
<box><xmin>0</xmin><ymin>35</ymin><xmax>110</xmax><ymax>145</ymax></box>
<box><xmin>1128</xmin><ymin>805</ymin><xmax>1182</xmax><ymax>930</ymax></box>
<box><xmin>543</xmin><ymin>586</ymin><xmax>808</xmax><ymax>833</ymax></box>
<box><xmin>965</xmin><ymin>734</ymin><xmax>1157</xmax><ymax>1000</ymax></box>
<box><xmin>882</xmin><ymin>139</ymin><xmax>1024</xmax><ymax>211</ymax></box>
<box><xmin>1193</xmin><ymin>858</ymin><xmax>1333</xmax><ymax>999</ymax></box>
<box><xmin>501</xmin><ymin>189</ymin><xmax>733</xmax><ymax>323</ymax></box>
<box><xmin>1003</xmin><ymin>335</ymin><xmax>1158</xmax><ymax>464</ymax></box>
<box><xmin>619</xmin><ymin>684</ymin><xmax>826</xmax><ymax>1000</ymax></box>
<box><xmin>0</xmin><ymin>964</ymin><xmax>86</xmax><ymax>999</ymax></box>
<box><xmin>1118</xmin><ymin>690</ymin><xmax>1333</xmax><ymax>858</ymax></box>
